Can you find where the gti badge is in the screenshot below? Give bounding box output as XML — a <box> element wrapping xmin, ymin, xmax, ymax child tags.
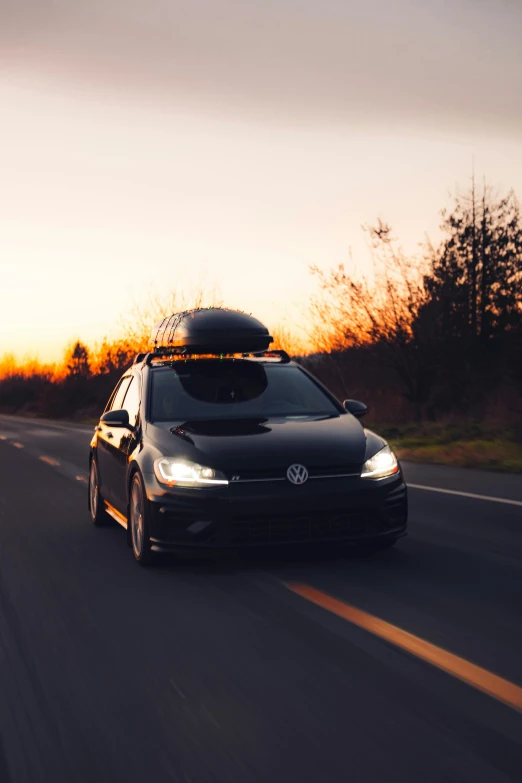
<box><xmin>287</xmin><ymin>464</ymin><xmax>309</xmax><ymax>485</ymax></box>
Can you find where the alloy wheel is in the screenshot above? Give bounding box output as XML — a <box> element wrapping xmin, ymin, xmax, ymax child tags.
<box><xmin>90</xmin><ymin>461</ymin><xmax>99</xmax><ymax>520</ymax></box>
<box><xmin>131</xmin><ymin>481</ymin><xmax>144</xmax><ymax>557</ymax></box>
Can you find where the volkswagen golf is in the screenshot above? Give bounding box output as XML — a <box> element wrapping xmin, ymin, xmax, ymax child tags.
<box><xmin>88</xmin><ymin>308</ymin><xmax>407</xmax><ymax>564</ymax></box>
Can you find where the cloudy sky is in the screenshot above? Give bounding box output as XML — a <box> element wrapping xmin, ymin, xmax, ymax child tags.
<box><xmin>1</xmin><ymin>0</ymin><xmax>521</xmax><ymax>361</ymax></box>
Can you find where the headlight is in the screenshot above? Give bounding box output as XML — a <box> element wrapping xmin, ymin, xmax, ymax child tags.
<box><xmin>154</xmin><ymin>458</ymin><xmax>229</xmax><ymax>487</ymax></box>
<box><xmin>361</xmin><ymin>445</ymin><xmax>399</xmax><ymax>479</ymax></box>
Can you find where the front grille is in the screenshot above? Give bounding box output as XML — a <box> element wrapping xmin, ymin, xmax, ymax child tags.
<box><xmin>309</xmin><ymin>465</ymin><xmax>360</xmax><ymax>477</ymax></box>
<box><xmin>151</xmin><ymin>483</ymin><xmax>407</xmax><ymax>547</ymax></box>
<box><xmin>229</xmin><ymin>464</ymin><xmax>361</xmax><ymax>482</ymax></box>
<box><xmin>231</xmin><ymin>467</ymin><xmax>286</xmax><ymax>481</ymax></box>
<box><xmin>229</xmin><ymin>510</ymin><xmax>371</xmax><ymax>545</ymax></box>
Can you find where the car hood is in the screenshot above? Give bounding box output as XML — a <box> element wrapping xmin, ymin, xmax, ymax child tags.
<box><xmin>146</xmin><ymin>414</ymin><xmax>371</xmax><ymax>474</ymax></box>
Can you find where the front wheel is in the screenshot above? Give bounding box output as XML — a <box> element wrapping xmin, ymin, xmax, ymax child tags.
<box><xmin>89</xmin><ymin>459</ymin><xmax>110</xmax><ymax>526</ymax></box>
<box><xmin>129</xmin><ymin>473</ymin><xmax>154</xmax><ymax>566</ymax></box>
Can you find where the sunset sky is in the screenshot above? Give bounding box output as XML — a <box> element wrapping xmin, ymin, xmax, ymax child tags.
<box><xmin>1</xmin><ymin>0</ymin><xmax>521</xmax><ymax>363</ymax></box>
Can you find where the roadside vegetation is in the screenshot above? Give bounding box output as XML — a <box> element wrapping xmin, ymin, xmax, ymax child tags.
<box><xmin>376</xmin><ymin>423</ymin><xmax>522</xmax><ymax>473</ymax></box>
<box><xmin>1</xmin><ymin>177</ymin><xmax>521</xmax><ymax>472</ymax></box>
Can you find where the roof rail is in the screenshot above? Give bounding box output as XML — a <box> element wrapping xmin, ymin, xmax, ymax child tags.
<box><xmin>244</xmin><ymin>349</ymin><xmax>291</xmax><ymax>363</ymax></box>
<box><xmin>141</xmin><ymin>349</ymin><xmax>291</xmax><ymax>366</ymax></box>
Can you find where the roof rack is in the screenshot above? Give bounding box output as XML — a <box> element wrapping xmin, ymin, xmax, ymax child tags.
<box><xmin>132</xmin><ymin>349</ymin><xmax>290</xmax><ymax>366</ymax></box>
<box><xmin>242</xmin><ymin>349</ymin><xmax>290</xmax><ymax>363</ymax></box>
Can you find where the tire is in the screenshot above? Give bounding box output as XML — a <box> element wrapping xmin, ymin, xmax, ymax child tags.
<box><xmin>129</xmin><ymin>472</ymin><xmax>154</xmax><ymax>566</ymax></box>
<box><xmin>89</xmin><ymin>458</ymin><xmax>110</xmax><ymax>526</ymax></box>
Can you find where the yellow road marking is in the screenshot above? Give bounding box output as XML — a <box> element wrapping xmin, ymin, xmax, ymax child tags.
<box><xmin>39</xmin><ymin>456</ymin><xmax>60</xmax><ymax>466</ymax></box>
<box><xmin>12</xmin><ymin>442</ymin><xmax>24</xmax><ymax>449</ymax></box>
<box><xmin>76</xmin><ymin>475</ymin><xmax>87</xmax><ymax>482</ymax></box>
<box><xmin>287</xmin><ymin>583</ymin><xmax>522</xmax><ymax>713</ymax></box>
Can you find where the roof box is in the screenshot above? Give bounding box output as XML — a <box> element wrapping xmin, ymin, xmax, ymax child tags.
<box><xmin>150</xmin><ymin>308</ymin><xmax>273</xmax><ymax>354</ymax></box>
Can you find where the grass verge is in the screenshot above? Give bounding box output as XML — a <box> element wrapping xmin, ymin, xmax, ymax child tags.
<box><xmin>376</xmin><ymin>422</ymin><xmax>522</xmax><ymax>473</ymax></box>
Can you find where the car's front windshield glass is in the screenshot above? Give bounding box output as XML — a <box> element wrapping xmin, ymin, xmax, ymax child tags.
<box><xmin>150</xmin><ymin>361</ymin><xmax>340</xmax><ymax>422</ymax></box>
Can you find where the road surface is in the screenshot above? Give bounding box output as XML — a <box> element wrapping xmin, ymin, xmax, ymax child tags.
<box><xmin>0</xmin><ymin>414</ymin><xmax>521</xmax><ymax>783</ymax></box>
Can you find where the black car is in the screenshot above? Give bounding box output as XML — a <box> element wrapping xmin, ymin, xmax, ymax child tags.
<box><xmin>88</xmin><ymin>308</ymin><xmax>407</xmax><ymax>564</ymax></box>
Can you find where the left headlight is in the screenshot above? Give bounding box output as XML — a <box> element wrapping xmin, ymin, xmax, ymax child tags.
<box><xmin>154</xmin><ymin>458</ymin><xmax>229</xmax><ymax>487</ymax></box>
<box><xmin>361</xmin><ymin>445</ymin><xmax>399</xmax><ymax>479</ymax></box>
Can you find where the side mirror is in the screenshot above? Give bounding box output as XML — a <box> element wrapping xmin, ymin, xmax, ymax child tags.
<box><xmin>101</xmin><ymin>409</ymin><xmax>130</xmax><ymax>428</ymax></box>
<box><xmin>343</xmin><ymin>399</ymin><xmax>368</xmax><ymax>419</ymax></box>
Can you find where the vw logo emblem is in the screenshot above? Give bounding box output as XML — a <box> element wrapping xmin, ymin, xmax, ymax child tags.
<box><xmin>287</xmin><ymin>464</ymin><xmax>308</xmax><ymax>485</ymax></box>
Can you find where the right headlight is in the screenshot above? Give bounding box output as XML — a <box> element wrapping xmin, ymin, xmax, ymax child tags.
<box><xmin>361</xmin><ymin>445</ymin><xmax>399</xmax><ymax>479</ymax></box>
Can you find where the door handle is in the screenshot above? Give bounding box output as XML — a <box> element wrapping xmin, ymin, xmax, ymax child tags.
<box><xmin>107</xmin><ymin>432</ymin><xmax>114</xmax><ymax>439</ymax></box>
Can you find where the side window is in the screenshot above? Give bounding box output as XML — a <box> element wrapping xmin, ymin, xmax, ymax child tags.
<box><xmin>121</xmin><ymin>376</ymin><xmax>141</xmax><ymax>428</ymax></box>
<box><xmin>109</xmin><ymin>377</ymin><xmax>132</xmax><ymax>412</ymax></box>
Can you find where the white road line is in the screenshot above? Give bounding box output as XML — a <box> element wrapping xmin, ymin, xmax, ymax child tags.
<box><xmin>39</xmin><ymin>455</ymin><xmax>60</xmax><ymax>466</ymax></box>
<box><xmin>408</xmin><ymin>483</ymin><xmax>522</xmax><ymax>507</ymax></box>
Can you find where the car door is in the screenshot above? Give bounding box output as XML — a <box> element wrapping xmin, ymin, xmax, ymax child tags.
<box><xmin>110</xmin><ymin>374</ymin><xmax>142</xmax><ymax>513</ymax></box>
<box><xmin>97</xmin><ymin>375</ymin><xmax>132</xmax><ymax>505</ymax></box>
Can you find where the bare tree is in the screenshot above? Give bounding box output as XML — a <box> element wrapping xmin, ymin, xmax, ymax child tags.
<box><xmin>309</xmin><ymin>221</ymin><xmax>428</xmax><ymax>350</ymax></box>
<box><xmin>117</xmin><ymin>280</ymin><xmax>223</xmax><ymax>353</ymax></box>
<box><xmin>270</xmin><ymin>325</ymin><xmax>309</xmax><ymax>357</ymax></box>
<box><xmin>307</xmin><ymin>221</ymin><xmax>432</xmax><ymax>416</ymax></box>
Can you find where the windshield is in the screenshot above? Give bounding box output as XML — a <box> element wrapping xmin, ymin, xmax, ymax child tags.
<box><xmin>149</xmin><ymin>361</ymin><xmax>340</xmax><ymax>422</ymax></box>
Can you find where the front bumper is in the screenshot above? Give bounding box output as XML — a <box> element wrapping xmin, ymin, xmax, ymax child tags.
<box><xmin>143</xmin><ymin>472</ymin><xmax>408</xmax><ymax>551</ymax></box>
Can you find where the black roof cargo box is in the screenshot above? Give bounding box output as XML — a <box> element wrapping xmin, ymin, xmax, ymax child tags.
<box><xmin>150</xmin><ymin>308</ymin><xmax>273</xmax><ymax>354</ymax></box>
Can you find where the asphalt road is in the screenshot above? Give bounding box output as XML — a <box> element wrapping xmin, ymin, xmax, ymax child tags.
<box><xmin>0</xmin><ymin>414</ymin><xmax>521</xmax><ymax>783</ymax></box>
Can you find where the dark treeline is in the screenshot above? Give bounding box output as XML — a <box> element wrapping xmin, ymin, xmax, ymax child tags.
<box><xmin>304</xmin><ymin>180</ymin><xmax>522</xmax><ymax>427</ymax></box>
<box><xmin>0</xmin><ymin>341</ymin><xmax>136</xmax><ymax>421</ymax></box>
<box><xmin>1</xmin><ymin>179</ymin><xmax>521</xmax><ymax>427</ymax></box>
<box><xmin>0</xmin><ymin>290</ymin><xmax>212</xmax><ymax>420</ymax></box>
